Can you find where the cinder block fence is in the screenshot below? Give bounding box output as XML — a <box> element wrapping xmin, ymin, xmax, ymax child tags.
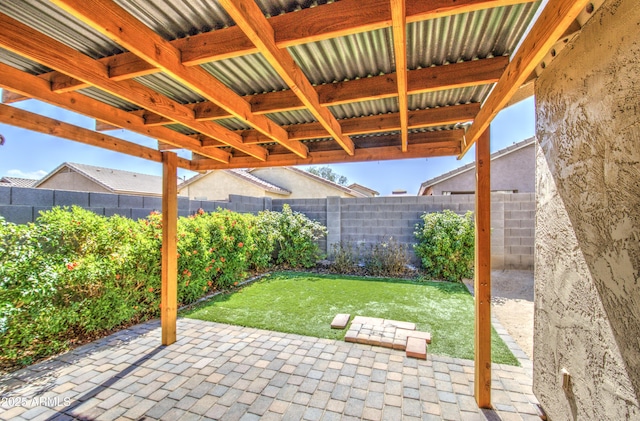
<box><xmin>0</xmin><ymin>186</ymin><xmax>533</xmax><ymax>269</ymax></box>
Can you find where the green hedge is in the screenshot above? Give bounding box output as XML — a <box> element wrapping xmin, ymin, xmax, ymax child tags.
<box><xmin>0</xmin><ymin>205</ymin><xmax>325</xmax><ymax>369</ymax></box>
<box><xmin>413</xmin><ymin>210</ymin><xmax>475</xmax><ymax>282</ymax></box>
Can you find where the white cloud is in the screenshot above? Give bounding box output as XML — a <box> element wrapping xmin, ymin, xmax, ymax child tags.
<box><xmin>5</xmin><ymin>169</ymin><xmax>47</xmax><ymax>179</ymax></box>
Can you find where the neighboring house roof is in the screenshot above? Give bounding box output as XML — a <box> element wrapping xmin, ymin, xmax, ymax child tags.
<box><xmin>35</xmin><ymin>162</ymin><xmax>165</xmax><ymax>196</ymax></box>
<box><xmin>0</xmin><ymin>177</ymin><xmax>38</xmax><ymax>187</ymax></box>
<box><xmin>257</xmin><ymin>167</ymin><xmax>367</xmax><ymax>198</ymax></box>
<box><xmin>348</xmin><ymin>183</ymin><xmax>380</xmax><ymax>197</ymax></box>
<box><xmin>417</xmin><ymin>137</ymin><xmax>536</xmax><ymax>195</ymax></box>
<box><xmin>180</xmin><ymin>169</ymin><xmax>291</xmax><ymax>196</ymax></box>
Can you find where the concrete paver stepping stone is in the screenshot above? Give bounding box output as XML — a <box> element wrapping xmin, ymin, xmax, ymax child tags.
<box><xmin>396</xmin><ymin>328</ymin><xmax>432</xmax><ymax>344</ymax></box>
<box><xmin>406</xmin><ymin>337</ymin><xmax>427</xmax><ymax>359</ymax></box>
<box><xmin>330</xmin><ymin>314</ymin><xmax>351</xmax><ymax>329</ymax></box>
<box><xmin>337</xmin><ymin>315</ymin><xmax>432</xmax><ymax>358</ymax></box>
<box><xmin>351</xmin><ymin>316</ymin><xmax>384</xmax><ymax>325</ymax></box>
<box><xmin>384</xmin><ymin>319</ymin><xmax>416</xmax><ymax>330</ymax></box>
<box><xmin>344</xmin><ymin>329</ymin><xmax>358</xmax><ymax>343</ymax></box>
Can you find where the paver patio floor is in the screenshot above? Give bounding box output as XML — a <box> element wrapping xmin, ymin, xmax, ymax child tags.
<box><xmin>0</xmin><ymin>318</ymin><xmax>540</xmax><ymax>420</ymax></box>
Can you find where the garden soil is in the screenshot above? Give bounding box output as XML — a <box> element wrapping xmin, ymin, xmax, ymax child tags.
<box><xmin>465</xmin><ymin>270</ymin><xmax>534</xmax><ymax>359</ymax></box>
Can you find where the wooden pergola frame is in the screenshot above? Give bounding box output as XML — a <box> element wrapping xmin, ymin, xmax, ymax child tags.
<box><xmin>0</xmin><ymin>0</ymin><xmax>592</xmax><ymax>407</ymax></box>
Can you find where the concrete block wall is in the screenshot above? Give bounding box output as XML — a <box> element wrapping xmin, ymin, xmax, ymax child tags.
<box><xmin>0</xmin><ymin>187</ymin><xmax>534</xmax><ymax>270</ymax></box>
<box><xmin>275</xmin><ymin>194</ymin><xmax>534</xmax><ymax>269</ymax></box>
<box><xmin>0</xmin><ymin>187</ymin><xmax>268</xmax><ymax>224</ymax></box>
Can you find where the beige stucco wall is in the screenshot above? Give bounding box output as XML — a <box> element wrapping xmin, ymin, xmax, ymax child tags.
<box><xmin>38</xmin><ymin>172</ymin><xmax>110</xmax><ymax>193</ymax></box>
<box><xmin>179</xmin><ymin>171</ymin><xmax>268</xmax><ymax>201</ymax></box>
<box><xmin>429</xmin><ymin>142</ymin><xmax>535</xmax><ymax>195</ymax></box>
<box><xmin>533</xmin><ymin>0</ymin><xmax>640</xmax><ymax>419</ymax></box>
<box><xmin>252</xmin><ymin>168</ymin><xmax>356</xmax><ymax>199</ymax></box>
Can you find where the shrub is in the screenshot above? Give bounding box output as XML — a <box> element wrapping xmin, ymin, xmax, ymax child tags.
<box><xmin>257</xmin><ymin>204</ymin><xmax>327</xmax><ymax>268</ymax></box>
<box><xmin>364</xmin><ymin>237</ymin><xmax>409</xmax><ymax>278</ymax></box>
<box><xmin>0</xmin><ymin>205</ymin><xmax>329</xmax><ymax>370</ymax></box>
<box><xmin>329</xmin><ymin>241</ymin><xmax>360</xmax><ymax>273</ymax></box>
<box><xmin>413</xmin><ymin>210</ymin><xmax>475</xmax><ymax>282</ymax></box>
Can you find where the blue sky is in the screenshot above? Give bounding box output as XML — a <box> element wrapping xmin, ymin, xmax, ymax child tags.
<box><xmin>0</xmin><ymin>93</ymin><xmax>535</xmax><ymax>195</ymax></box>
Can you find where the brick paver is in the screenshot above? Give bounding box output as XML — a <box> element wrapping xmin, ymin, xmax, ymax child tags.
<box><xmin>0</xmin><ymin>318</ymin><xmax>539</xmax><ymax>420</ymax></box>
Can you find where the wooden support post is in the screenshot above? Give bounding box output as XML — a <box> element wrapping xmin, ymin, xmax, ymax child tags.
<box><xmin>161</xmin><ymin>151</ymin><xmax>178</xmax><ymax>345</ymax></box>
<box><xmin>474</xmin><ymin>128</ymin><xmax>492</xmax><ymax>408</ymax></box>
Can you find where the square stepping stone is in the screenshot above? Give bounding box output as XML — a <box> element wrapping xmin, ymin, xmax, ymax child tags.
<box><xmin>331</xmin><ymin>314</ymin><xmax>351</xmax><ymax>329</ymax></box>
<box><xmin>380</xmin><ymin>336</ymin><xmax>394</xmax><ymax>348</ymax></box>
<box><xmin>352</xmin><ymin>316</ymin><xmax>384</xmax><ymax>326</ymax></box>
<box><xmin>396</xmin><ymin>328</ymin><xmax>432</xmax><ymax>344</ymax></box>
<box><xmin>406</xmin><ymin>337</ymin><xmax>427</xmax><ymax>360</ymax></box>
<box><xmin>384</xmin><ymin>319</ymin><xmax>416</xmax><ymax>330</ymax></box>
<box><xmin>345</xmin><ymin>329</ymin><xmax>358</xmax><ymax>343</ymax></box>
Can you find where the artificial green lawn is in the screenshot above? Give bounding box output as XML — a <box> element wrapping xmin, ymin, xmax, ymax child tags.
<box><xmin>182</xmin><ymin>272</ymin><xmax>519</xmax><ymax>365</ymax></box>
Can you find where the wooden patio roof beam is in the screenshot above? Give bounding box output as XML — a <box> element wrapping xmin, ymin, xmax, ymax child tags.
<box><xmin>38</xmin><ymin>0</ymin><xmax>528</xmax><ymax>95</ymax></box>
<box><xmin>234</xmin><ymin>103</ymin><xmax>480</xmax><ymax>145</ymax></box>
<box><xmin>391</xmin><ymin>0</ymin><xmax>409</xmax><ymax>152</ymax></box>
<box><xmin>0</xmin><ymin>62</ymin><xmax>229</xmax><ymax>164</ymax></box>
<box><xmin>460</xmin><ymin>0</ymin><xmax>593</xmax><ymax>157</ymax></box>
<box><xmin>0</xmin><ymin>12</ymin><xmax>267</xmax><ymax>161</ymax></box>
<box><xmin>122</xmin><ymin>57</ymin><xmax>507</xmax><ymax>128</ymax></box>
<box><xmin>219</xmin><ymin>0</ymin><xmax>355</xmax><ymax>156</ymax></box>
<box><xmin>0</xmin><ymin>103</ymin><xmax>192</xmax><ymax>170</ymax></box>
<box><xmin>194</xmin><ymin>130</ymin><xmax>463</xmax><ymax>170</ymax></box>
<box><xmin>52</xmin><ymin>0</ymin><xmax>307</xmax><ymax>159</ymax></box>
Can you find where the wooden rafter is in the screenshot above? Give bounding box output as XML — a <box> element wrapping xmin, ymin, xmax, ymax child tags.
<box><xmin>0</xmin><ymin>103</ymin><xmax>192</xmax><ymax>170</ymax></box>
<box><xmin>52</xmin><ymin>0</ymin><xmax>308</xmax><ymax>160</ymax></box>
<box><xmin>391</xmin><ymin>0</ymin><xmax>409</xmax><ymax>151</ymax></box>
<box><xmin>233</xmin><ymin>103</ymin><xmax>480</xmax><ymax>145</ymax></box>
<box><xmin>219</xmin><ymin>0</ymin><xmax>355</xmax><ymax>156</ymax></box>
<box><xmin>112</xmin><ymin>57</ymin><xmax>507</xmax><ymax>129</ymax></box>
<box><xmin>35</xmin><ymin>0</ymin><xmax>532</xmax><ymax>94</ymax></box>
<box><xmin>194</xmin><ymin>130</ymin><xmax>463</xmax><ymax>170</ymax></box>
<box><xmin>0</xmin><ymin>12</ymin><xmax>267</xmax><ymax>161</ymax></box>
<box><xmin>460</xmin><ymin>0</ymin><xmax>592</xmax><ymax>156</ymax></box>
<box><xmin>1</xmin><ymin>89</ymin><xmax>28</xmax><ymax>104</ymax></box>
<box><xmin>0</xmin><ymin>62</ymin><xmax>229</xmax><ymax>163</ymax></box>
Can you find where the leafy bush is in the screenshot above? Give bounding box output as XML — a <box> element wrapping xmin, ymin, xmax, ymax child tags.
<box><xmin>257</xmin><ymin>204</ymin><xmax>327</xmax><ymax>268</ymax></box>
<box><xmin>413</xmin><ymin>210</ymin><xmax>475</xmax><ymax>282</ymax></box>
<box><xmin>364</xmin><ymin>237</ymin><xmax>409</xmax><ymax>278</ymax></box>
<box><xmin>0</xmin><ymin>205</ymin><xmax>326</xmax><ymax>370</ymax></box>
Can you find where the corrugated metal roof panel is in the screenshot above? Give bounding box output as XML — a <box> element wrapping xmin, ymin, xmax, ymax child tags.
<box><xmin>288</xmin><ymin>28</ymin><xmax>394</xmax><ymax>84</ymax></box>
<box><xmin>200</xmin><ymin>54</ymin><xmax>287</xmax><ymax>96</ymax></box>
<box><xmin>0</xmin><ymin>47</ymin><xmax>50</xmax><ymax>75</ymax></box>
<box><xmin>409</xmin><ymin>85</ymin><xmax>493</xmax><ymax>109</ymax></box>
<box><xmin>0</xmin><ymin>0</ymin><xmax>123</xmax><ymax>59</ymax></box>
<box><xmin>165</xmin><ymin>123</ymin><xmax>198</xmax><ymax>135</ymax></box>
<box><xmin>112</xmin><ymin>0</ymin><xmax>333</xmax><ymax>41</ymax></box>
<box><xmin>408</xmin><ymin>2</ymin><xmax>541</xmax><ymax>67</ymax></box>
<box><xmin>266</xmin><ymin>110</ymin><xmax>316</xmax><ymax>126</ymax></box>
<box><xmin>134</xmin><ymin>73</ymin><xmax>205</xmax><ymax>104</ymax></box>
<box><xmin>113</xmin><ymin>0</ymin><xmax>233</xmax><ymax>41</ymax></box>
<box><xmin>330</xmin><ymin>98</ymin><xmax>399</xmax><ymax>119</ymax></box>
<box><xmin>215</xmin><ymin>118</ymin><xmax>252</xmax><ymax>131</ymax></box>
<box><xmin>78</xmin><ymin>88</ymin><xmax>140</xmax><ymax>111</ymax></box>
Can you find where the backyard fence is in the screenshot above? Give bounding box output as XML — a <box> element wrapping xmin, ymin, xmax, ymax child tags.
<box><xmin>0</xmin><ymin>186</ymin><xmax>534</xmax><ymax>269</ymax></box>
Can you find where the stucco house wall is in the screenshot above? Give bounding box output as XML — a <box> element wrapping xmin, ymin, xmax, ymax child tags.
<box><xmin>38</xmin><ymin>172</ymin><xmax>111</xmax><ymax>193</ymax></box>
<box><xmin>250</xmin><ymin>168</ymin><xmax>359</xmax><ymax>198</ymax></box>
<box><xmin>425</xmin><ymin>141</ymin><xmax>534</xmax><ymax>195</ymax></box>
<box><xmin>533</xmin><ymin>0</ymin><xmax>640</xmax><ymax>419</ymax></box>
<box><xmin>179</xmin><ymin>171</ymin><xmax>270</xmax><ymax>200</ymax></box>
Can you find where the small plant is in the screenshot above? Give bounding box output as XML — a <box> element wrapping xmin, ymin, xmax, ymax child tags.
<box><xmin>364</xmin><ymin>237</ymin><xmax>409</xmax><ymax>277</ymax></box>
<box><xmin>413</xmin><ymin>210</ymin><xmax>475</xmax><ymax>282</ymax></box>
<box><xmin>329</xmin><ymin>241</ymin><xmax>360</xmax><ymax>273</ymax></box>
